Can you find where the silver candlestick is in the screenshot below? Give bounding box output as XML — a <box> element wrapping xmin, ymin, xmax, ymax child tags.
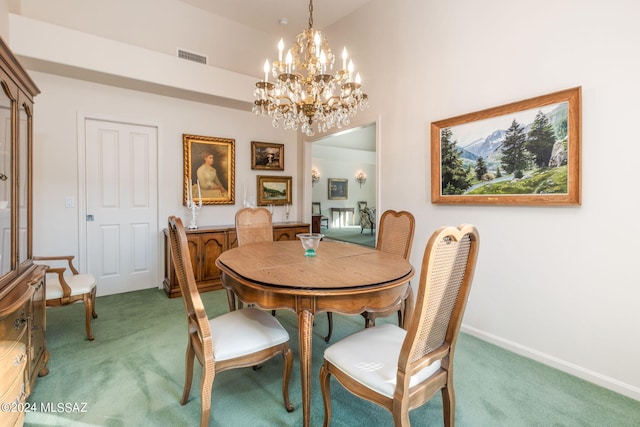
<box><xmin>186</xmin><ymin>179</ymin><xmax>202</xmax><ymax>229</ymax></box>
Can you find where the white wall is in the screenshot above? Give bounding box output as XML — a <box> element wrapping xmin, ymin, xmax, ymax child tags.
<box><xmin>323</xmin><ymin>0</ymin><xmax>640</xmax><ymax>399</ymax></box>
<box><xmin>30</xmin><ymin>70</ymin><xmax>297</xmax><ymax>259</ymax></box>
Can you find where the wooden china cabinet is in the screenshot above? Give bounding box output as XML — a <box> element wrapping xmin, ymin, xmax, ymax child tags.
<box><xmin>0</xmin><ymin>37</ymin><xmax>47</xmax><ymax>427</ymax></box>
<box><xmin>163</xmin><ymin>222</ymin><xmax>310</xmax><ymax>298</ymax></box>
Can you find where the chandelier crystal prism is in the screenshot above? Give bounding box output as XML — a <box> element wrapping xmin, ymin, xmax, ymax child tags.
<box><xmin>252</xmin><ymin>0</ymin><xmax>368</xmax><ymax>136</ymax></box>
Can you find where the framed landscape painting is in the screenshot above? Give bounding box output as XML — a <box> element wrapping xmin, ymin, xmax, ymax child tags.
<box><xmin>257</xmin><ymin>175</ymin><xmax>292</xmax><ymax>206</ymax></box>
<box><xmin>251</xmin><ymin>141</ymin><xmax>284</xmax><ymax>170</ymax></box>
<box><xmin>183</xmin><ymin>134</ymin><xmax>235</xmax><ymax>205</ymax></box>
<box><xmin>430</xmin><ymin>87</ymin><xmax>581</xmax><ymax>206</ymax></box>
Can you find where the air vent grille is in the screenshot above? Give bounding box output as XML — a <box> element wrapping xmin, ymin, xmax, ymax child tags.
<box><xmin>177</xmin><ymin>49</ymin><xmax>207</xmax><ymax>65</ymax></box>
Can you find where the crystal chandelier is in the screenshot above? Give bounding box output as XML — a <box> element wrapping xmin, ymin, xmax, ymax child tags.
<box><xmin>252</xmin><ymin>0</ymin><xmax>369</xmax><ymax>136</ymax></box>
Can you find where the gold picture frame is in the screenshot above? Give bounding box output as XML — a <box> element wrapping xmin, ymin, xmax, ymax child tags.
<box><xmin>328</xmin><ymin>178</ymin><xmax>348</xmax><ymax>200</ymax></box>
<box><xmin>251</xmin><ymin>141</ymin><xmax>284</xmax><ymax>170</ymax></box>
<box><xmin>431</xmin><ymin>87</ymin><xmax>581</xmax><ymax>206</ymax></box>
<box><xmin>257</xmin><ymin>175</ymin><xmax>292</xmax><ymax>206</ymax></box>
<box><xmin>183</xmin><ymin>134</ymin><xmax>235</xmax><ymax>205</ymax></box>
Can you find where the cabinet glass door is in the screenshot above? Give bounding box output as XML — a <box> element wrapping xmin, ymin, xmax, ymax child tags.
<box><xmin>18</xmin><ymin>101</ymin><xmax>30</xmax><ymax>266</ymax></box>
<box><xmin>0</xmin><ymin>83</ymin><xmax>12</xmax><ymax>276</ymax></box>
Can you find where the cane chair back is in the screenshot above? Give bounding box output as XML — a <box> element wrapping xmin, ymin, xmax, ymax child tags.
<box><xmin>233</xmin><ymin>207</ymin><xmax>274</xmax><ymax>311</ymax></box>
<box><xmin>376</xmin><ymin>210</ymin><xmax>415</xmax><ymax>259</ymax></box>
<box><xmin>235</xmin><ymin>207</ymin><xmax>273</xmax><ymax>246</ymax></box>
<box><xmin>167</xmin><ymin>216</ymin><xmax>293</xmax><ymax>427</ymax></box>
<box><xmin>324</xmin><ymin>210</ymin><xmax>415</xmax><ymax>342</ymax></box>
<box><xmin>320</xmin><ymin>224</ymin><xmax>480</xmax><ymax>426</ymax></box>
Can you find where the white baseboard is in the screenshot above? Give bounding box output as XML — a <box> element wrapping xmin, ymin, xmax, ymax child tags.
<box><xmin>461</xmin><ymin>325</ymin><xmax>640</xmax><ymax>402</ymax></box>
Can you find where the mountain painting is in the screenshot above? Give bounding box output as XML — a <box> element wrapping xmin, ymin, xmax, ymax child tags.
<box><xmin>430</xmin><ymin>87</ymin><xmax>581</xmax><ymax>206</ymax></box>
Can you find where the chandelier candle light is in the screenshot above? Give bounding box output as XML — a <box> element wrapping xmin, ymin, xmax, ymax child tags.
<box><xmin>253</xmin><ymin>0</ymin><xmax>368</xmax><ymax>136</ymax></box>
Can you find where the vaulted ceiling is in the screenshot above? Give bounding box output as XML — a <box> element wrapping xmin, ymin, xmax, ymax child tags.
<box><xmin>179</xmin><ymin>0</ymin><xmax>373</xmax><ymax>37</ymax></box>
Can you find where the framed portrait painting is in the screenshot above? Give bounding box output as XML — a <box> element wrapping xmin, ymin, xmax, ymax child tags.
<box><xmin>251</xmin><ymin>141</ymin><xmax>284</xmax><ymax>170</ymax></box>
<box><xmin>431</xmin><ymin>87</ymin><xmax>581</xmax><ymax>206</ymax></box>
<box><xmin>183</xmin><ymin>134</ymin><xmax>235</xmax><ymax>205</ymax></box>
<box><xmin>328</xmin><ymin>178</ymin><xmax>348</xmax><ymax>200</ymax></box>
<box><xmin>257</xmin><ymin>175</ymin><xmax>292</xmax><ymax>206</ymax></box>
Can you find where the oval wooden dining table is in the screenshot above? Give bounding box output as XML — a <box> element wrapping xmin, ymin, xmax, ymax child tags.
<box><xmin>215</xmin><ymin>240</ymin><xmax>415</xmax><ymax>427</ymax></box>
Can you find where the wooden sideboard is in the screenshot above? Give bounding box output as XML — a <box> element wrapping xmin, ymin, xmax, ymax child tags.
<box><xmin>163</xmin><ymin>222</ymin><xmax>310</xmax><ymax>298</ymax></box>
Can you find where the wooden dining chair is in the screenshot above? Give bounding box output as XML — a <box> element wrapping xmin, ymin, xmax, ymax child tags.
<box><xmin>320</xmin><ymin>224</ymin><xmax>480</xmax><ymax>426</ymax></box>
<box><xmin>167</xmin><ymin>216</ymin><xmax>293</xmax><ymax>427</ymax></box>
<box><xmin>232</xmin><ymin>207</ymin><xmax>275</xmax><ymax>312</ymax></box>
<box><xmin>235</xmin><ymin>207</ymin><xmax>273</xmax><ymax>246</ymax></box>
<box><xmin>324</xmin><ymin>210</ymin><xmax>415</xmax><ymax>342</ymax></box>
<box><xmin>33</xmin><ymin>255</ymin><xmax>98</xmax><ymax>341</ymax></box>
<box><xmin>312</xmin><ymin>202</ymin><xmax>329</xmax><ymax>229</ymax></box>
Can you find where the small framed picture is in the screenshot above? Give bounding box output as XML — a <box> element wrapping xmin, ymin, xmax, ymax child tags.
<box><xmin>257</xmin><ymin>175</ymin><xmax>292</xmax><ymax>206</ymax></box>
<box><xmin>183</xmin><ymin>134</ymin><xmax>235</xmax><ymax>205</ymax></box>
<box><xmin>328</xmin><ymin>178</ymin><xmax>348</xmax><ymax>200</ymax></box>
<box><xmin>251</xmin><ymin>141</ymin><xmax>284</xmax><ymax>170</ymax></box>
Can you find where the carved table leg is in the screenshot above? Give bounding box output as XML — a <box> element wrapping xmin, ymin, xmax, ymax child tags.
<box><xmin>298</xmin><ymin>309</ymin><xmax>314</xmax><ymax>427</ymax></box>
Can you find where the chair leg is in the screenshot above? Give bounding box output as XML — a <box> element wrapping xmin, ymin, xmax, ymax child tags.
<box><xmin>82</xmin><ymin>294</ymin><xmax>95</xmax><ymax>341</ymax></box>
<box><xmin>199</xmin><ymin>360</ymin><xmax>215</xmax><ymax>427</ymax></box>
<box><xmin>392</xmin><ymin>398</ymin><xmax>411</xmax><ymax>427</ymax></box>
<box><xmin>90</xmin><ymin>287</ymin><xmax>98</xmax><ymax>319</ymax></box>
<box><xmin>319</xmin><ymin>364</ymin><xmax>332</xmax><ymax>427</ymax></box>
<box><xmin>282</xmin><ymin>347</ymin><xmax>294</xmax><ymax>412</ymax></box>
<box><xmin>324</xmin><ymin>312</ymin><xmax>333</xmax><ymax>342</ymax></box>
<box><xmin>441</xmin><ymin>385</ymin><xmax>455</xmax><ymax>427</ymax></box>
<box><xmin>181</xmin><ymin>341</ymin><xmax>195</xmax><ymax>405</ymax></box>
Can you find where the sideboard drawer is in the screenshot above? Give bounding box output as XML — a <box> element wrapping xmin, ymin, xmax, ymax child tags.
<box><xmin>0</xmin><ymin>368</ymin><xmax>26</xmax><ymax>427</ymax></box>
<box><xmin>0</xmin><ymin>307</ymin><xmax>29</xmax><ymax>344</ymax></box>
<box><xmin>0</xmin><ymin>331</ymin><xmax>28</xmax><ymax>381</ymax></box>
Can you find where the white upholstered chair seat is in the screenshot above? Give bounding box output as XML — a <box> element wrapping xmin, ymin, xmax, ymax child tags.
<box><xmin>46</xmin><ymin>274</ymin><xmax>96</xmax><ymax>299</ymax></box>
<box><xmin>324</xmin><ymin>323</ymin><xmax>441</xmax><ymax>398</ymax></box>
<box><xmin>210</xmin><ymin>307</ymin><xmax>290</xmax><ymax>361</ymax></box>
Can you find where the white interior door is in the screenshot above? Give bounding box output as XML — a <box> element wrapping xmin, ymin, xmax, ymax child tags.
<box><xmin>85</xmin><ymin>119</ymin><xmax>158</xmax><ymax>296</ymax></box>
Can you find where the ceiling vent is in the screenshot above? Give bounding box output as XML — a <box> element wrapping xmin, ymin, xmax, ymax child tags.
<box><xmin>177</xmin><ymin>48</ymin><xmax>208</xmax><ymax>65</ymax></box>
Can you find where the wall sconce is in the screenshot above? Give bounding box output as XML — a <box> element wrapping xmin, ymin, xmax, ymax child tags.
<box><xmin>311</xmin><ymin>168</ymin><xmax>320</xmax><ymax>187</ymax></box>
<box><xmin>355</xmin><ymin>171</ymin><xmax>367</xmax><ymax>187</ymax></box>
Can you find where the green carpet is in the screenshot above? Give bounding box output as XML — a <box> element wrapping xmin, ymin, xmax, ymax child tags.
<box><xmin>25</xmin><ymin>288</ymin><xmax>640</xmax><ymax>426</ymax></box>
<box><xmin>322</xmin><ymin>225</ymin><xmax>375</xmax><ymax>247</ymax></box>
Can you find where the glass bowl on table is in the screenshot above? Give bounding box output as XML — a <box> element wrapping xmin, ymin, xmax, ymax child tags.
<box><xmin>296</xmin><ymin>233</ymin><xmax>324</xmax><ymax>257</ymax></box>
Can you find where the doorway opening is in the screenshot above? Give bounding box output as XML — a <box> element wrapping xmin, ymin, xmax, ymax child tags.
<box><xmin>310</xmin><ymin>123</ymin><xmax>377</xmax><ymax>247</ymax></box>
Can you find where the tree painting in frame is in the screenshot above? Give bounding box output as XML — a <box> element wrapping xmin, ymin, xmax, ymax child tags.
<box><xmin>183</xmin><ymin>134</ymin><xmax>235</xmax><ymax>205</ymax></box>
<box><xmin>257</xmin><ymin>175</ymin><xmax>292</xmax><ymax>206</ymax></box>
<box><xmin>251</xmin><ymin>141</ymin><xmax>284</xmax><ymax>170</ymax></box>
<box><xmin>328</xmin><ymin>178</ymin><xmax>348</xmax><ymax>200</ymax></box>
<box><xmin>431</xmin><ymin>87</ymin><xmax>581</xmax><ymax>206</ymax></box>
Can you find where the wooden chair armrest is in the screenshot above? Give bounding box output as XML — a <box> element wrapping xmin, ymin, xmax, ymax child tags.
<box><xmin>34</xmin><ymin>255</ymin><xmax>80</xmax><ymax>275</ymax></box>
<box><xmin>44</xmin><ymin>267</ymin><xmax>73</xmax><ymax>298</ymax></box>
